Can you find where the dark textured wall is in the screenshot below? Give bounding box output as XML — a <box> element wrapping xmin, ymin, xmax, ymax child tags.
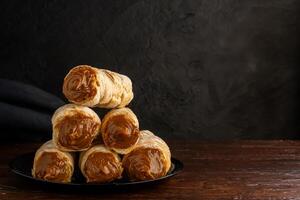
<box><xmin>0</xmin><ymin>0</ymin><xmax>299</xmax><ymax>139</ymax></box>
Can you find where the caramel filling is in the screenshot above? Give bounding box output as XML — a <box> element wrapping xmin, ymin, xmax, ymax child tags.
<box><xmin>103</xmin><ymin>115</ymin><xmax>139</xmax><ymax>149</ymax></box>
<box><xmin>34</xmin><ymin>152</ymin><xmax>71</xmax><ymax>182</ymax></box>
<box><xmin>84</xmin><ymin>152</ymin><xmax>122</xmax><ymax>183</ymax></box>
<box><xmin>56</xmin><ymin>113</ymin><xmax>100</xmax><ymax>150</ymax></box>
<box><xmin>122</xmin><ymin>148</ymin><xmax>166</xmax><ymax>181</ymax></box>
<box><xmin>63</xmin><ymin>66</ymin><xmax>99</xmax><ymax>103</ymax></box>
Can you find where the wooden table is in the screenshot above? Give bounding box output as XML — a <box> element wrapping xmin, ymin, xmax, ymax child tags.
<box><xmin>1</xmin><ymin>140</ymin><xmax>300</xmax><ymax>200</ymax></box>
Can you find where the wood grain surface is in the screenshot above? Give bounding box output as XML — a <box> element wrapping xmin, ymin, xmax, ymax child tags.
<box><xmin>1</xmin><ymin>140</ymin><xmax>300</xmax><ymax>200</ymax></box>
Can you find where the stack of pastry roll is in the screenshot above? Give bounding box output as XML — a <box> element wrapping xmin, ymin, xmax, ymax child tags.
<box><xmin>32</xmin><ymin>65</ymin><xmax>172</xmax><ymax>183</ymax></box>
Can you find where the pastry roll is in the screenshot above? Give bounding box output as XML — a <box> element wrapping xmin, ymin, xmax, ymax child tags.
<box><xmin>52</xmin><ymin>104</ymin><xmax>101</xmax><ymax>151</ymax></box>
<box><xmin>32</xmin><ymin>140</ymin><xmax>74</xmax><ymax>183</ymax></box>
<box><xmin>79</xmin><ymin>145</ymin><xmax>123</xmax><ymax>183</ymax></box>
<box><xmin>101</xmin><ymin>108</ymin><xmax>139</xmax><ymax>154</ymax></box>
<box><xmin>122</xmin><ymin>130</ymin><xmax>171</xmax><ymax>181</ymax></box>
<box><xmin>63</xmin><ymin>65</ymin><xmax>133</xmax><ymax>108</ymax></box>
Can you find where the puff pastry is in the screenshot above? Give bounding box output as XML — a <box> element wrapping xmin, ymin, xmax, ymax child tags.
<box><xmin>52</xmin><ymin>104</ymin><xmax>101</xmax><ymax>152</ymax></box>
<box><xmin>101</xmin><ymin>108</ymin><xmax>139</xmax><ymax>154</ymax></box>
<box><xmin>63</xmin><ymin>65</ymin><xmax>133</xmax><ymax>108</ymax></box>
<box><xmin>79</xmin><ymin>145</ymin><xmax>123</xmax><ymax>183</ymax></box>
<box><xmin>122</xmin><ymin>130</ymin><xmax>171</xmax><ymax>181</ymax></box>
<box><xmin>32</xmin><ymin>140</ymin><xmax>74</xmax><ymax>183</ymax></box>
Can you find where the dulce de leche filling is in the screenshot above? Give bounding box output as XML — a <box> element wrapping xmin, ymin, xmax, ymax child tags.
<box><xmin>56</xmin><ymin>113</ymin><xmax>100</xmax><ymax>150</ymax></box>
<box><xmin>84</xmin><ymin>152</ymin><xmax>122</xmax><ymax>183</ymax></box>
<box><xmin>122</xmin><ymin>148</ymin><xmax>166</xmax><ymax>181</ymax></box>
<box><xmin>103</xmin><ymin>115</ymin><xmax>139</xmax><ymax>149</ymax></box>
<box><xmin>63</xmin><ymin>66</ymin><xmax>99</xmax><ymax>103</ymax></box>
<box><xmin>34</xmin><ymin>152</ymin><xmax>71</xmax><ymax>182</ymax></box>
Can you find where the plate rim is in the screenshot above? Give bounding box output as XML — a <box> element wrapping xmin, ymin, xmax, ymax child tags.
<box><xmin>9</xmin><ymin>152</ymin><xmax>184</xmax><ymax>186</ymax></box>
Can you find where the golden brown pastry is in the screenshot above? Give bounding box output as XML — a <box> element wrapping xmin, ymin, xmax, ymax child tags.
<box><xmin>63</xmin><ymin>65</ymin><xmax>133</xmax><ymax>108</ymax></box>
<box><xmin>52</xmin><ymin>104</ymin><xmax>101</xmax><ymax>152</ymax></box>
<box><xmin>122</xmin><ymin>130</ymin><xmax>171</xmax><ymax>181</ymax></box>
<box><xmin>101</xmin><ymin>108</ymin><xmax>139</xmax><ymax>154</ymax></box>
<box><xmin>79</xmin><ymin>145</ymin><xmax>123</xmax><ymax>183</ymax></box>
<box><xmin>32</xmin><ymin>140</ymin><xmax>74</xmax><ymax>183</ymax></box>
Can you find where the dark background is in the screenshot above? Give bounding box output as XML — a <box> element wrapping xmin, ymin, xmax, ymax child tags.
<box><xmin>0</xmin><ymin>0</ymin><xmax>299</xmax><ymax>139</ymax></box>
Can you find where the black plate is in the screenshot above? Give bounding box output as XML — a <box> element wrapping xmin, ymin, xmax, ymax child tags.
<box><xmin>9</xmin><ymin>152</ymin><xmax>183</xmax><ymax>188</ymax></box>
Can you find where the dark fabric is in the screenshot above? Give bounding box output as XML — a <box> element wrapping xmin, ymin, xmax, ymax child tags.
<box><xmin>0</xmin><ymin>79</ymin><xmax>64</xmax><ymax>141</ymax></box>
